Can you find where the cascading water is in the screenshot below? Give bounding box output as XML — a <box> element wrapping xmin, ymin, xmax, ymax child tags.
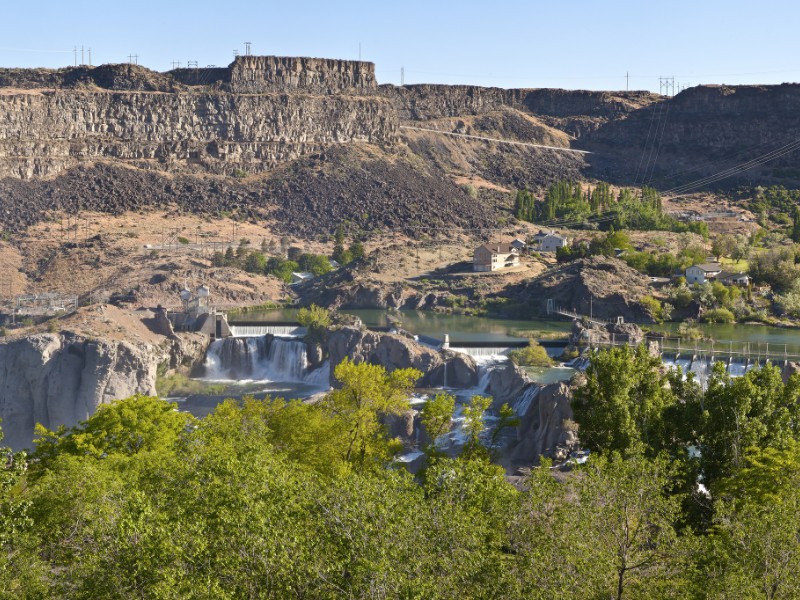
<box><xmin>449</xmin><ymin>346</ymin><xmax>513</xmax><ymax>361</ymax></box>
<box><xmin>204</xmin><ymin>335</ymin><xmax>327</xmax><ymax>384</ymax></box>
<box><xmin>229</xmin><ymin>325</ymin><xmax>306</xmax><ymax>337</ymax></box>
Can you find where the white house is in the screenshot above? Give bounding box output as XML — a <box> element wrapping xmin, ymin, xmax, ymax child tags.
<box><xmin>290</xmin><ymin>272</ymin><xmax>315</xmax><ymax>285</ymax></box>
<box><xmin>473</xmin><ymin>243</ymin><xmax>520</xmax><ymax>272</ymax></box>
<box><xmin>531</xmin><ymin>230</ymin><xmax>569</xmax><ymax>253</ymax></box>
<box><xmin>718</xmin><ymin>271</ymin><xmax>750</xmax><ymax>286</ymax></box>
<box><xmin>685</xmin><ymin>263</ymin><xmax>723</xmax><ymax>285</ymax></box>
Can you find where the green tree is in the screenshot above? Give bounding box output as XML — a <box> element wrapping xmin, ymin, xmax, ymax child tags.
<box><xmin>420</xmin><ymin>392</ymin><xmax>455</xmax><ymax>455</ymax></box>
<box><xmin>324</xmin><ymin>359</ymin><xmax>421</xmax><ymax>471</ymax></box>
<box><xmin>297</xmin><ymin>253</ymin><xmax>332</xmax><ymax>276</ymax></box>
<box><xmin>572</xmin><ymin>345</ymin><xmax>678</xmax><ymax>456</ymax></box>
<box><xmin>349</xmin><ymin>240</ymin><xmax>366</xmax><ymax>262</ymax></box>
<box><xmin>792</xmin><ymin>207</ymin><xmax>800</xmax><ymax>243</ymax></box>
<box><xmin>33</xmin><ymin>395</ymin><xmax>194</xmax><ymax>466</ymax></box>
<box><xmin>509</xmin><ymin>339</ymin><xmax>553</xmax><ymax>367</ymax></box>
<box><xmin>243</xmin><ymin>251</ymin><xmax>266</xmax><ymax>273</ymax></box>
<box><xmin>707</xmin><ymin>443</ymin><xmax>800</xmax><ymax>599</ymax></box>
<box><xmin>462</xmin><ymin>395</ymin><xmax>492</xmax><ymax>460</ymax></box>
<box><xmin>296</xmin><ymin>304</ymin><xmax>331</xmax><ymax>346</ymax></box>
<box><xmin>700</xmin><ymin>364</ymin><xmax>800</xmax><ymax>487</ymax></box>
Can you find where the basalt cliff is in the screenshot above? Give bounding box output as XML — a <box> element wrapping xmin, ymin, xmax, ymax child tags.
<box><xmin>1</xmin><ymin>56</ymin><xmax>799</xmax><ymax>235</ymax></box>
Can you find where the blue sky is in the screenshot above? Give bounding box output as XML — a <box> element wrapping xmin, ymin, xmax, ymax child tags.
<box><xmin>2</xmin><ymin>0</ymin><xmax>798</xmax><ymax>92</ymax></box>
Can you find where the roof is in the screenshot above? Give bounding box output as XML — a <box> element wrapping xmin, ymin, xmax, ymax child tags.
<box><xmin>689</xmin><ymin>263</ymin><xmax>723</xmax><ymax>273</ymax></box>
<box><xmin>718</xmin><ymin>271</ymin><xmax>749</xmax><ymax>280</ymax></box>
<box><xmin>533</xmin><ymin>231</ymin><xmax>567</xmax><ymax>241</ymax></box>
<box><xmin>478</xmin><ymin>243</ymin><xmax>517</xmax><ymax>254</ymax></box>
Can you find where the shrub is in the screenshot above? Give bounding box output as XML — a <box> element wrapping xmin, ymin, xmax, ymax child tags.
<box><xmin>640</xmin><ymin>295</ymin><xmax>668</xmax><ymax>323</ymax></box>
<box><xmin>701</xmin><ymin>307</ymin><xmax>736</xmax><ymax>323</ymax></box>
<box><xmin>297</xmin><ymin>304</ymin><xmax>331</xmax><ymax>345</ymax></box>
<box><xmin>677</xmin><ymin>321</ymin><xmax>704</xmax><ymax>340</ymax></box>
<box><xmin>177</xmin><ymin>236</ymin><xmax>190</xmax><ymax>245</ymax></box>
<box><xmin>509</xmin><ymin>340</ymin><xmax>554</xmax><ymax>368</ymax></box>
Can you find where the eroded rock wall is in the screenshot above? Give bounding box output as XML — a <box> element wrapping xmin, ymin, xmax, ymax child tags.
<box><xmin>0</xmin><ymin>333</ymin><xmax>159</xmax><ymax>450</ymax></box>
<box><xmin>229</xmin><ymin>56</ymin><xmax>377</xmax><ymax>94</ymax></box>
<box><xmin>0</xmin><ymin>90</ymin><xmax>396</xmax><ymax>178</ymax></box>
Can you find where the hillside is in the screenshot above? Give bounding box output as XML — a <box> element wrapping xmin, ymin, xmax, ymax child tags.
<box><xmin>0</xmin><ymin>56</ymin><xmax>799</xmax><ymax>239</ymax></box>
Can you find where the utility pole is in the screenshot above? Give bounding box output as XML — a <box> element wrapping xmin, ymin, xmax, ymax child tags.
<box><xmin>73</xmin><ymin>46</ymin><xmax>77</xmax><ymax>66</ymax></box>
<box><xmin>188</xmin><ymin>60</ymin><xmax>198</xmax><ymax>68</ymax></box>
<box><xmin>358</xmin><ymin>42</ymin><xmax>361</xmax><ymax>61</ymax></box>
<box><xmin>244</xmin><ymin>42</ymin><xmax>251</xmax><ymax>56</ymax></box>
<box><xmin>88</xmin><ymin>47</ymin><xmax>91</xmax><ymax>66</ymax></box>
<box><xmin>128</xmin><ymin>54</ymin><xmax>139</xmax><ymax>65</ymax></box>
<box><xmin>401</xmin><ymin>67</ymin><xmax>404</xmax><ymax>86</ymax></box>
<box><xmin>81</xmin><ymin>45</ymin><xmax>84</xmax><ymax>66</ymax></box>
<box><xmin>171</xmin><ymin>60</ymin><xmax>182</xmax><ymax>69</ymax></box>
<box><xmin>626</xmin><ymin>71</ymin><xmax>629</xmax><ymax>91</ymax></box>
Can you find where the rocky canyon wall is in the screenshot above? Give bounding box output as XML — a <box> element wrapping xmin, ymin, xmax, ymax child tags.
<box><xmin>0</xmin><ymin>90</ymin><xmax>396</xmax><ymax>178</ymax></box>
<box><xmin>0</xmin><ymin>333</ymin><xmax>160</xmax><ymax>451</ymax></box>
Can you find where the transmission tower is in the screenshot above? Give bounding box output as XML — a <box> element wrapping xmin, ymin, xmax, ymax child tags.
<box><xmin>659</xmin><ymin>76</ymin><xmax>675</xmax><ymax>97</ymax></box>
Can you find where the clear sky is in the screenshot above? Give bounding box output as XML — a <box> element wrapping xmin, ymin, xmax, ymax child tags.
<box><xmin>2</xmin><ymin>0</ymin><xmax>798</xmax><ymax>93</ymax></box>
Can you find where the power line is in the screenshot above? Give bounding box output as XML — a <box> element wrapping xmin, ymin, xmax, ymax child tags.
<box><xmin>399</xmin><ymin>126</ymin><xmax>592</xmax><ymax>154</ymax></box>
<box><xmin>663</xmin><ymin>138</ymin><xmax>800</xmax><ymax>196</ymax></box>
<box><xmin>644</xmin><ymin>99</ymin><xmax>672</xmax><ymax>185</ymax></box>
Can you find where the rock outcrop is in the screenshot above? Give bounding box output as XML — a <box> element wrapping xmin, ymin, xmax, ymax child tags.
<box><xmin>568</xmin><ymin>318</ymin><xmax>646</xmax><ymax>348</ymax></box>
<box><xmin>325</xmin><ymin>326</ymin><xmax>479</xmax><ymax>388</ymax></box>
<box><xmin>512</xmin><ymin>256</ymin><xmax>655</xmax><ymax>322</ymax></box>
<box><xmin>0</xmin><ymin>333</ymin><xmax>160</xmax><ymax>450</ymax></box>
<box><xmin>504</xmin><ymin>381</ymin><xmax>579</xmax><ymax>467</ymax></box>
<box><xmin>0</xmin><ymin>90</ymin><xmax>395</xmax><ymax>179</ymax></box>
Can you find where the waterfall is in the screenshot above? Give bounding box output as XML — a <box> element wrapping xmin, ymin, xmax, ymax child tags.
<box><xmin>515</xmin><ymin>385</ymin><xmax>541</xmax><ymax>416</ymax></box>
<box><xmin>229</xmin><ymin>325</ymin><xmax>306</xmax><ymax>337</ymax></box>
<box><xmin>449</xmin><ymin>346</ymin><xmax>513</xmax><ymax>362</ymax></box>
<box><xmin>204</xmin><ymin>335</ymin><xmax>326</xmax><ymax>384</ymax></box>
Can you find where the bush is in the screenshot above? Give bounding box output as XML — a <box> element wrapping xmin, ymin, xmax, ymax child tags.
<box><xmin>701</xmin><ymin>308</ymin><xmax>736</xmax><ymax>323</ymax></box>
<box><xmin>639</xmin><ymin>296</ymin><xmax>664</xmax><ymax>323</ymax></box>
<box><xmin>509</xmin><ymin>340</ymin><xmax>554</xmax><ymax>368</ymax></box>
<box><xmin>677</xmin><ymin>321</ymin><xmax>704</xmax><ymax>340</ymax></box>
<box><xmin>177</xmin><ymin>236</ymin><xmax>190</xmax><ymax>245</ymax></box>
<box><xmin>297</xmin><ymin>304</ymin><xmax>331</xmax><ymax>345</ymax></box>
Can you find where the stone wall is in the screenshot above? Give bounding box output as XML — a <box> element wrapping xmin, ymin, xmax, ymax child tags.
<box><xmin>0</xmin><ymin>90</ymin><xmax>397</xmax><ymax>178</ymax></box>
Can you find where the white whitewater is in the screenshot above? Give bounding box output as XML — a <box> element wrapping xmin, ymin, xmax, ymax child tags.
<box><xmin>229</xmin><ymin>325</ymin><xmax>306</xmax><ymax>337</ymax></box>
<box><xmin>449</xmin><ymin>346</ymin><xmax>513</xmax><ymax>361</ymax></box>
<box><xmin>204</xmin><ymin>336</ymin><xmax>327</xmax><ymax>385</ymax></box>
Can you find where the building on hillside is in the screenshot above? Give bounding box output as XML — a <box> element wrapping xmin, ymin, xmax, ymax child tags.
<box><xmin>685</xmin><ymin>262</ymin><xmax>723</xmax><ymax>284</ymax></box>
<box><xmin>511</xmin><ymin>238</ymin><xmax>528</xmax><ymax>253</ymax></box>
<box><xmin>290</xmin><ymin>272</ymin><xmax>315</xmax><ymax>285</ymax></box>
<box><xmin>531</xmin><ymin>230</ymin><xmax>569</xmax><ymax>253</ymax></box>
<box><xmin>718</xmin><ymin>271</ymin><xmax>750</xmax><ymax>286</ymax></box>
<box><xmin>473</xmin><ymin>243</ymin><xmax>520</xmax><ymax>272</ymax></box>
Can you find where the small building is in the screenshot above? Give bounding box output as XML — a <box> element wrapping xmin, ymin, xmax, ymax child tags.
<box><xmin>510</xmin><ymin>238</ymin><xmax>527</xmax><ymax>253</ymax></box>
<box><xmin>686</xmin><ymin>263</ymin><xmax>723</xmax><ymax>285</ymax></box>
<box><xmin>290</xmin><ymin>272</ymin><xmax>315</xmax><ymax>285</ymax></box>
<box><xmin>718</xmin><ymin>271</ymin><xmax>750</xmax><ymax>287</ymax></box>
<box><xmin>473</xmin><ymin>243</ymin><xmax>520</xmax><ymax>272</ymax></box>
<box><xmin>531</xmin><ymin>230</ymin><xmax>569</xmax><ymax>253</ymax></box>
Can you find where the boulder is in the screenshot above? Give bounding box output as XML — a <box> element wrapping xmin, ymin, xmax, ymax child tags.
<box><xmin>484</xmin><ymin>362</ymin><xmax>531</xmax><ymax>407</ymax></box>
<box><xmin>505</xmin><ymin>382</ymin><xmax>578</xmax><ymax>467</ymax></box>
<box><xmin>326</xmin><ymin>326</ymin><xmax>443</xmax><ymax>385</ymax></box>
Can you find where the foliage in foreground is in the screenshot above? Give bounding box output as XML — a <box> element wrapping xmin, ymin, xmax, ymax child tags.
<box><xmin>3</xmin><ymin>354</ymin><xmax>800</xmax><ymax>597</ymax></box>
